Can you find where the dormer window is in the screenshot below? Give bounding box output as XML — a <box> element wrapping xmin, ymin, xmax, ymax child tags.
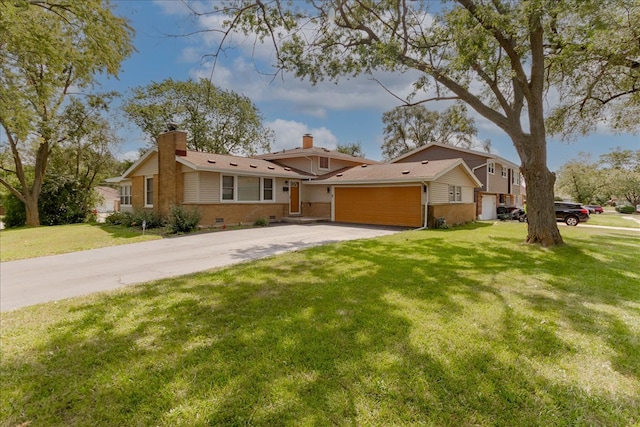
<box><xmin>319</xmin><ymin>156</ymin><xmax>329</xmax><ymax>170</ymax></box>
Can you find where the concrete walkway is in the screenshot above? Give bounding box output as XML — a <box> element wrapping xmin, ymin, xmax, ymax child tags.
<box><xmin>1</xmin><ymin>224</ymin><xmax>402</xmax><ymax>312</ymax></box>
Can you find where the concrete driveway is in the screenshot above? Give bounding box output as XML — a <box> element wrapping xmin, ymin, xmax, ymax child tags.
<box><xmin>0</xmin><ymin>223</ymin><xmax>402</xmax><ymax>312</ymax></box>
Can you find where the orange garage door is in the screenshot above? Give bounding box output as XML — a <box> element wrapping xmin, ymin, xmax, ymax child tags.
<box><xmin>335</xmin><ymin>186</ymin><xmax>422</xmax><ymax>227</ymax></box>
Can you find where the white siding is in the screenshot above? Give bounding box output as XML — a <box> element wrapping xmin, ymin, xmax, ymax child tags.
<box><xmin>183</xmin><ymin>172</ymin><xmax>198</xmax><ymax>203</ymax></box>
<box><xmin>430</xmin><ymin>182</ymin><xmax>450</xmax><ymax>204</ymax></box>
<box><xmin>275</xmin><ymin>178</ymin><xmax>289</xmax><ymax>204</ymax></box>
<box><xmin>462</xmin><ymin>186</ymin><xmax>474</xmax><ymax>203</ymax></box>
<box><xmin>135</xmin><ymin>153</ymin><xmax>158</xmax><ymax>176</ymax></box>
<box><xmin>200</xmin><ymin>172</ymin><xmax>220</xmax><ymax>203</ymax></box>
<box><xmin>438</xmin><ymin>166</ymin><xmax>472</xmax><ymax>186</ymax></box>
<box><xmin>305</xmin><ymin>184</ymin><xmax>331</xmax><ymax>203</ymax></box>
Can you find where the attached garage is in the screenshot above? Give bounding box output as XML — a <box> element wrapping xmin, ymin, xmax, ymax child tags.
<box><xmin>335</xmin><ymin>186</ymin><xmax>422</xmax><ymax>227</ymax></box>
<box><xmin>313</xmin><ymin>159</ymin><xmax>482</xmax><ymax>228</ymax></box>
<box><xmin>479</xmin><ymin>194</ymin><xmax>497</xmax><ymax>220</ymax></box>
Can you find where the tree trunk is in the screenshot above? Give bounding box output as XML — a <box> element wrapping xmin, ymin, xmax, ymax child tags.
<box><xmin>24</xmin><ymin>193</ymin><xmax>40</xmax><ymax>227</ymax></box>
<box><xmin>516</xmin><ymin>136</ymin><xmax>564</xmax><ymax>246</ymax></box>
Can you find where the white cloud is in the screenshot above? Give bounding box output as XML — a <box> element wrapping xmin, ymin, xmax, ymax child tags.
<box><xmin>266</xmin><ymin>119</ymin><xmax>338</xmax><ymax>151</ymax></box>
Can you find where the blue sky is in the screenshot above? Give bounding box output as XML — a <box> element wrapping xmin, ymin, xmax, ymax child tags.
<box><xmin>100</xmin><ymin>0</ymin><xmax>639</xmax><ymax>171</ymax></box>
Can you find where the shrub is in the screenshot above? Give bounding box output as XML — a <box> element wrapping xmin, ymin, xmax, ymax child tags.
<box><xmin>253</xmin><ymin>217</ymin><xmax>269</xmax><ymax>227</ymax></box>
<box><xmin>2</xmin><ymin>193</ymin><xmax>26</xmax><ymax>228</ymax></box>
<box><xmin>131</xmin><ymin>210</ymin><xmax>165</xmax><ymax>229</ymax></box>
<box><xmin>38</xmin><ymin>175</ymin><xmax>97</xmax><ymax>226</ymax></box>
<box><xmin>167</xmin><ymin>205</ymin><xmax>201</xmax><ymax>233</ymax></box>
<box><xmin>105</xmin><ymin>211</ymin><xmax>134</xmax><ymax>226</ymax></box>
<box><xmin>615</xmin><ymin>205</ymin><xmax>635</xmax><ymax>214</ymax></box>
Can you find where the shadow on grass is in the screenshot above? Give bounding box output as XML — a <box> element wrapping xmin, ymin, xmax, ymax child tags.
<box><xmin>2</xmin><ymin>226</ymin><xmax>639</xmax><ymax>426</ymax></box>
<box><xmin>95</xmin><ymin>223</ymin><xmax>161</xmax><ymax>239</ymax></box>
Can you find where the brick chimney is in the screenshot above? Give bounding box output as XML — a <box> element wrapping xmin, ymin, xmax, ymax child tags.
<box><xmin>156</xmin><ymin>129</ymin><xmax>187</xmax><ymax>216</ymax></box>
<box><xmin>302</xmin><ymin>134</ymin><xmax>313</xmax><ymax>149</ymax></box>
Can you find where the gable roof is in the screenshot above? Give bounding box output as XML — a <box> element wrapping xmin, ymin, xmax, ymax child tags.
<box><xmin>254</xmin><ymin>145</ymin><xmax>379</xmax><ymax>164</ymax></box>
<box><xmin>391</xmin><ymin>142</ymin><xmax>520</xmax><ymax>169</ymax></box>
<box><xmin>310</xmin><ymin>158</ymin><xmax>482</xmax><ymax>187</ymax></box>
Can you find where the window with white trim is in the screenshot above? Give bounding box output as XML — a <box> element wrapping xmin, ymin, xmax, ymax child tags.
<box><xmin>222</xmin><ymin>175</ymin><xmax>275</xmax><ymax>202</ymax></box>
<box><xmin>319</xmin><ymin>156</ymin><xmax>329</xmax><ymax>170</ymax></box>
<box><xmin>449</xmin><ymin>185</ymin><xmax>462</xmax><ymax>202</ymax></box>
<box><xmin>120</xmin><ymin>185</ymin><xmax>131</xmax><ymax>206</ymax></box>
<box><xmin>501</xmin><ymin>166</ymin><xmax>507</xmax><ymax>178</ymax></box>
<box><xmin>512</xmin><ymin>172</ymin><xmax>520</xmax><ymax>185</ymax></box>
<box><xmin>263</xmin><ymin>178</ymin><xmax>274</xmax><ymax>201</ymax></box>
<box><xmin>144</xmin><ymin>177</ymin><xmax>153</xmax><ymax>206</ymax></box>
<box><xmin>222</xmin><ymin>175</ymin><xmax>235</xmax><ymax>200</ymax></box>
<box><xmin>488</xmin><ymin>161</ymin><xmax>495</xmax><ymax>174</ymax></box>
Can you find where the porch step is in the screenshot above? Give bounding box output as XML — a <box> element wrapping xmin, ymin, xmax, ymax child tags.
<box><xmin>282</xmin><ymin>216</ymin><xmax>329</xmax><ymax>224</ymax></box>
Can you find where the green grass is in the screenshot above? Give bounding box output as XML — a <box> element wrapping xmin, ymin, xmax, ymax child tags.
<box><xmin>1</xmin><ymin>223</ymin><xmax>639</xmax><ymax>426</ymax></box>
<box><xmin>0</xmin><ymin>223</ymin><xmax>161</xmax><ymax>261</ymax></box>
<box><xmin>586</xmin><ymin>212</ymin><xmax>640</xmax><ymax>228</ymax></box>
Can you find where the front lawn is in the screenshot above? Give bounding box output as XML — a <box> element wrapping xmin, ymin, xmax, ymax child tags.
<box><xmin>1</xmin><ymin>223</ymin><xmax>639</xmax><ymax>426</ymax></box>
<box><xmin>586</xmin><ymin>212</ymin><xmax>640</xmax><ymax>228</ymax></box>
<box><xmin>0</xmin><ymin>223</ymin><xmax>161</xmax><ymax>261</ymax></box>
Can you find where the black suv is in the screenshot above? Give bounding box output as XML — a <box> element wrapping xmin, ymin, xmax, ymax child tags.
<box><xmin>555</xmin><ymin>202</ymin><xmax>590</xmax><ymax>226</ymax></box>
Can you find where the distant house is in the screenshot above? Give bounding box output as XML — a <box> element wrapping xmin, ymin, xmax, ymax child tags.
<box><xmin>107</xmin><ymin>131</ymin><xmax>482</xmax><ymax>228</ymax></box>
<box><xmin>391</xmin><ymin>143</ymin><xmax>526</xmax><ymax>220</ymax></box>
<box><xmin>94</xmin><ymin>186</ymin><xmax>120</xmax><ymax>213</ymax></box>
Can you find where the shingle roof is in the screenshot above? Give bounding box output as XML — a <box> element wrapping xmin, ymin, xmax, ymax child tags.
<box><xmin>310</xmin><ymin>158</ymin><xmax>481</xmax><ymax>186</ymax></box>
<box><xmin>178</xmin><ymin>151</ymin><xmax>313</xmax><ymax>178</ymax></box>
<box><xmin>390</xmin><ymin>142</ymin><xmax>520</xmax><ymax>169</ymax></box>
<box><xmin>254</xmin><ymin>146</ymin><xmax>379</xmax><ymax>164</ymax></box>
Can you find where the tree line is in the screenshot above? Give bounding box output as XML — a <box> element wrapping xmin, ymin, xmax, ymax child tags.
<box><xmin>555</xmin><ymin>148</ymin><xmax>640</xmax><ymax>208</ymax></box>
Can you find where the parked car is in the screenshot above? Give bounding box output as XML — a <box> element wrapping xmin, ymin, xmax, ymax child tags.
<box><xmin>585</xmin><ymin>205</ymin><xmax>604</xmax><ymax>214</ymax></box>
<box><xmin>555</xmin><ymin>202</ymin><xmax>590</xmax><ymax>226</ymax></box>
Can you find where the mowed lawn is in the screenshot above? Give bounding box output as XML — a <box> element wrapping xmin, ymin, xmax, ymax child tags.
<box><xmin>1</xmin><ymin>223</ymin><xmax>639</xmax><ymax>426</ymax></box>
<box><xmin>0</xmin><ymin>223</ymin><xmax>161</xmax><ymax>261</ymax></box>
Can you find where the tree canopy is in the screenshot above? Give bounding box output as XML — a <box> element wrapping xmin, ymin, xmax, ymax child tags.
<box><xmin>122</xmin><ymin>78</ymin><xmax>273</xmax><ymax>156</ymax></box>
<box><xmin>336</xmin><ymin>142</ymin><xmax>365</xmax><ymax>158</ymax></box>
<box><xmin>197</xmin><ymin>0</ymin><xmax>639</xmax><ymax>246</ymax></box>
<box><xmin>381</xmin><ymin>104</ymin><xmax>485</xmax><ymax>161</ymax></box>
<box><xmin>555</xmin><ymin>148</ymin><xmax>640</xmax><ymax>207</ymax></box>
<box><xmin>0</xmin><ymin>0</ymin><xmax>134</xmax><ymax>226</ymax></box>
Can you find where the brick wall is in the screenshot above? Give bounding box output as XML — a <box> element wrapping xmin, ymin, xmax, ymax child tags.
<box><xmin>428</xmin><ymin>203</ymin><xmax>476</xmax><ymax>228</ymax></box>
<box><xmin>301</xmin><ymin>202</ymin><xmax>331</xmax><ymax>218</ymax></box>
<box><xmin>186</xmin><ymin>203</ymin><xmax>289</xmax><ymax>227</ymax></box>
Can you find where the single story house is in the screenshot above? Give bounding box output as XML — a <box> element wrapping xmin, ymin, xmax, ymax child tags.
<box><xmin>108</xmin><ymin>131</ymin><xmax>481</xmax><ymax>228</ymax></box>
<box><xmin>391</xmin><ymin>142</ymin><xmax>526</xmax><ymax>220</ymax></box>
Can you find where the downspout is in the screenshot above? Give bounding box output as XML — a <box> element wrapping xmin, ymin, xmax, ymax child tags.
<box><xmin>473</xmin><ymin>162</ymin><xmax>489</xmax><ymax>192</ymax></box>
<box><xmin>303</xmin><ymin>156</ymin><xmax>316</xmax><ymax>176</ymax></box>
<box><xmin>415</xmin><ymin>181</ymin><xmax>429</xmax><ymax>230</ymax></box>
<box><xmin>472</xmin><ymin>162</ymin><xmax>488</xmax><ymax>219</ymax></box>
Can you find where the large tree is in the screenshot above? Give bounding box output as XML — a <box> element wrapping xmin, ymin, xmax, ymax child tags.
<box><xmin>122</xmin><ymin>78</ymin><xmax>273</xmax><ymax>156</ymax></box>
<box><xmin>554</xmin><ymin>154</ymin><xmax>608</xmax><ymax>204</ymax></box>
<box><xmin>47</xmin><ymin>97</ymin><xmax>124</xmax><ymax>190</ymax></box>
<box><xmin>555</xmin><ymin>148</ymin><xmax>640</xmax><ymax>206</ymax></box>
<box><xmin>193</xmin><ymin>0</ymin><xmax>639</xmax><ymax>246</ymax></box>
<box><xmin>381</xmin><ymin>104</ymin><xmax>485</xmax><ymax>161</ymax></box>
<box><xmin>0</xmin><ymin>0</ymin><xmax>134</xmax><ymax>226</ymax></box>
<box><xmin>600</xmin><ymin>148</ymin><xmax>640</xmax><ymax>207</ymax></box>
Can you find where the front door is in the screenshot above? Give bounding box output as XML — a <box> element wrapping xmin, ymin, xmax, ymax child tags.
<box><xmin>289</xmin><ymin>181</ymin><xmax>300</xmax><ymax>214</ymax></box>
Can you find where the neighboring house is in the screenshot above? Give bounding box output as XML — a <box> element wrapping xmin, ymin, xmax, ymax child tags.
<box><xmin>94</xmin><ymin>186</ymin><xmax>120</xmax><ymax>213</ymax></box>
<box><xmin>391</xmin><ymin>142</ymin><xmax>526</xmax><ymax>220</ymax></box>
<box><xmin>108</xmin><ymin>131</ymin><xmax>482</xmax><ymax>228</ymax></box>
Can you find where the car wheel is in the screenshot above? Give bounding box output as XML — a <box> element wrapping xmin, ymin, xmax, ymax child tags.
<box><xmin>565</xmin><ymin>216</ymin><xmax>579</xmax><ymax>226</ymax></box>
